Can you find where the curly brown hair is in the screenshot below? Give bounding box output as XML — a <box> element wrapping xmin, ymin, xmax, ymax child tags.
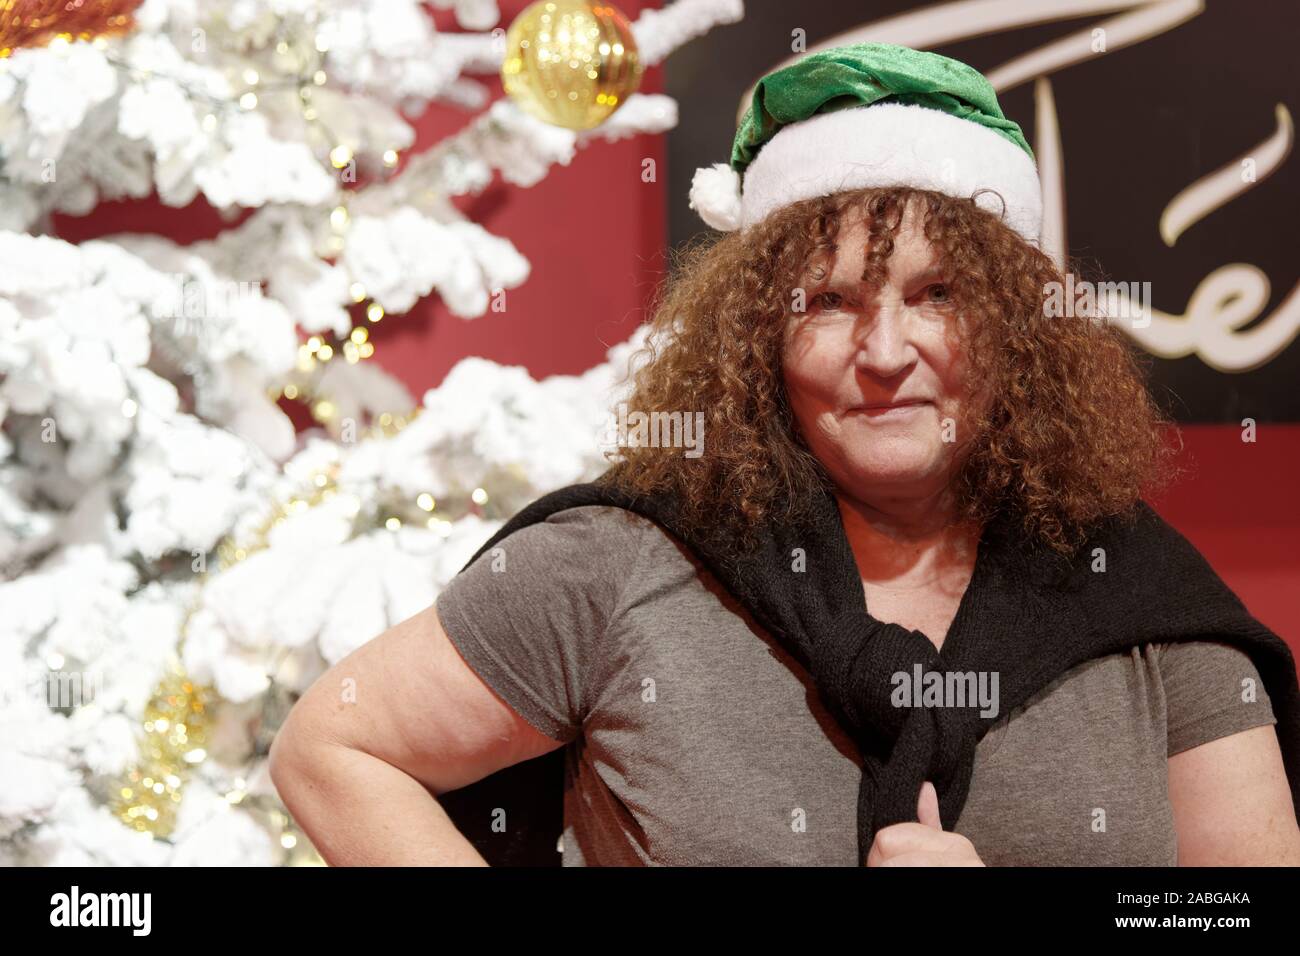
<box><xmin>600</xmin><ymin>185</ymin><xmax>1182</xmax><ymax>558</ymax></box>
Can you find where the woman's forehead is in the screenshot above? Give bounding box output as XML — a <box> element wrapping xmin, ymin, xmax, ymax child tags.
<box><xmin>802</xmin><ymin>209</ymin><xmax>943</xmax><ymax>283</ymax></box>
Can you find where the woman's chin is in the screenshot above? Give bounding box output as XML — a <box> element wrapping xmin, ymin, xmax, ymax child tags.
<box><xmin>838</xmin><ymin>456</ymin><xmax>946</xmax><ymax>491</ymax></box>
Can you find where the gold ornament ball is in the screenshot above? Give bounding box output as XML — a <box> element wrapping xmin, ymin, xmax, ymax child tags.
<box><xmin>501</xmin><ymin>0</ymin><xmax>643</xmax><ymax>131</ymax></box>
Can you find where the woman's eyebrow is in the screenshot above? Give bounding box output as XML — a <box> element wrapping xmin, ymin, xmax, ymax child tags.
<box><xmin>903</xmin><ymin>265</ymin><xmax>946</xmax><ymax>283</ymax></box>
<box><xmin>800</xmin><ymin>261</ymin><xmax>947</xmax><ymax>293</ymax></box>
<box><xmin>811</xmin><ymin>278</ymin><xmax>866</xmax><ymax>299</ymax></box>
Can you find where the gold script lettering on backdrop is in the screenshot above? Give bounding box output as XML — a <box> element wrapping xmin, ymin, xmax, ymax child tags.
<box><xmin>739</xmin><ymin>0</ymin><xmax>1298</xmax><ymax>372</ymax></box>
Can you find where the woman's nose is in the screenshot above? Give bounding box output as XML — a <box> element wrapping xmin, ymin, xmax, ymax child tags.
<box><xmin>853</xmin><ymin>305</ymin><xmax>917</xmax><ymax>378</ymax></box>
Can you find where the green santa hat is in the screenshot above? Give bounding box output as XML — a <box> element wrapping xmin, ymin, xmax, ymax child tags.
<box><xmin>689</xmin><ymin>42</ymin><xmax>1043</xmax><ymax>244</ymax></box>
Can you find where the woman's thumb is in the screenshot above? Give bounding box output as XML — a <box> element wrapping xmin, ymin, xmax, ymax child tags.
<box><xmin>917</xmin><ymin>780</ymin><xmax>943</xmax><ymax>829</ymax></box>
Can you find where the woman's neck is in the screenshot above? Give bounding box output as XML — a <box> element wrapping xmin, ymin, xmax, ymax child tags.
<box><xmin>834</xmin><ymin>489</ymin><xmax>982</xmax><ymax>591</ymax></box>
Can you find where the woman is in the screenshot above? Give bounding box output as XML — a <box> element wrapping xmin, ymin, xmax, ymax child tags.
<box><xmin>269</xmin><ymin>44</ymin><xmax>1300</xmax><ymax>866</ymax></box>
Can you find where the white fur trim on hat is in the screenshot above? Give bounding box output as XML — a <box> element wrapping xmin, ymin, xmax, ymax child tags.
<box><xmin>714</xmin><ymin>102</ymin><xmax>1043</xmax><ymax>244</ymax></box>
<box><xmin>688</xmin><ymin>162</ymin><xmax>744</xmax><ymax>232</ymax></box>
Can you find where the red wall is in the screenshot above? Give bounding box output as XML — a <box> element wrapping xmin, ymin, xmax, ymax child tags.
<box><xmin>1150</xmin><ymin>425</ymin><xmax>1300</xmax><ymax>646</ymax></box>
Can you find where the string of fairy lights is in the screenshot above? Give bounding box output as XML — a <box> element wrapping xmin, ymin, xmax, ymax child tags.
<box><xmin>108</xmin><ymin>414</ymin><xmax>509</xmax><ymax>863</ymax></box>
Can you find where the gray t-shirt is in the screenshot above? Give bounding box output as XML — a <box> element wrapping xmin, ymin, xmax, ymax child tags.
<box><xmin>435</xmin><ymin>505</ymin><xmax>1278</xmax><ymax>866</ymax></box>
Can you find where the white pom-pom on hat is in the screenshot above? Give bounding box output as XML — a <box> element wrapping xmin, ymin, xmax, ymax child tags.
<box><xmin>688</xmin><ymin>162</ymin><xmax>743</xmax><ymax>232</ymax></box>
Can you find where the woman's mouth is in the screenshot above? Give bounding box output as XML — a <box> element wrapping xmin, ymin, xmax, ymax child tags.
<box><xmin>848</xmin><ymin>399</ymin><xmax>931</xmax><ymax>419</ymax></box>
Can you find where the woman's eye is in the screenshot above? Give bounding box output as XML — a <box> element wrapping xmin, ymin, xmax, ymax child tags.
<box><xmin>811</xmin><ymin>291</ymin><xmax>844</xmax><ymax>311</ymax></box>
<box><xmin>924</xmin><ymin>283</ymin><xmax>951</xmax><ymax>304</ymax></box>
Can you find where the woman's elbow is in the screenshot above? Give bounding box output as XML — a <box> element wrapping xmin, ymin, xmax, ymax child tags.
<box><xmin>268</xmin><ymin>702</ymin><xmax>330</xmax><ymax>800</ymax></box>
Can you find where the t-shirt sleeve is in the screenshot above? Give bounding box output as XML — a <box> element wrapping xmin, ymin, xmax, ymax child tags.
<box><xmin>434</xmin><ymin>505</ymin><xmax>647</xmax><ymax>744</ymax></box>
<box><xmin>1158</xmin><ymin>639</ymin><xmax>1277</xmax><ymax>757</ymax></box>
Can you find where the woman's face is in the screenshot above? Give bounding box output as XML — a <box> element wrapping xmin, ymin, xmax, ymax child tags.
<box><xmin>782</xmin><ymin>201</ymin><xmax>974</xmax><ymax>507</ymax></box>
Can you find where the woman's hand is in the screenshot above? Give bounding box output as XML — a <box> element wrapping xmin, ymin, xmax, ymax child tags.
<box><xmin>865</xmin><ymin>781</ymin><xmax>986</xmax><ymax>866</ymax></box>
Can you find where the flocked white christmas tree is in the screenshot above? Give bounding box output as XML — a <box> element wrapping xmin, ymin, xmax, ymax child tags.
<box><xmin>0</xmin><ymin>0</ymin><xmax>742</xmax><ymax>865</ymax></box>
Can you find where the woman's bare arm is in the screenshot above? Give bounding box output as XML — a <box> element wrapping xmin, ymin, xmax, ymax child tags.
<box><xmin>267</xmin><ymin>603</ymin><xmax>566</xmax><ymax>865</ymax></box>
<box><xmin>1169</xmin><ymin>724</ymin><xmax>1300</xmax><ymax>865</ymax></box>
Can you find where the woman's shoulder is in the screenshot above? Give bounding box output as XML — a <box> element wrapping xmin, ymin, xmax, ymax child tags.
<box><xmin>535</xmin><ymin>503</ymin><xmax>662</xmax><ymax>536</ymax></box>
<box><xmin>460</xmin><ymin>503</ymin><xmax>692</xmax><ymax>594</ymax></box>
<box><xmin>465</xmin><ymin>503</ymin><xmax>655</xmax><ymax>573</ymax></box>
<box><xmin>1150</xmin><ymin>638</ymin><xmax>1278</xmax><ymax>754</ymax></box>
<box><xmin>533</xmin><ymin>504</ymin><xmax>708</xmax><ymax>563</ymax></box>
<box><xmin>1050</xmin><ymin>639</ymin><xmax>1273</xmax><ymax>704</ymax></box>
<box><xmin>1005</xmin><ymin>639</ymin><xmax>1277</xmax><ymax>758</ymax></box>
